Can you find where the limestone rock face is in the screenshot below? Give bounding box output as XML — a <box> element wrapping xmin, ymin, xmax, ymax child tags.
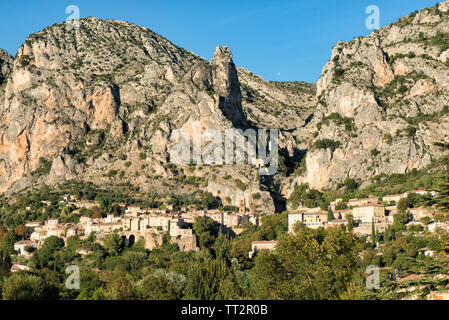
<box><xmin>211</xmin><ymin>46</ymin><xmax>246</xmax><ymax>128</ymax></box>
<box><xmin>0</xmin><ymin>18</ymin><xmax>245</xmax><ymax>192</ymax></box>
<box><xmin>285</xmin><ymin>0</ymin><xmax>449</xmax><ymax>194</ymax></box>
<box><xmin>3</xmin><ymin>1</ymin><xmax>449</xmax><ymax>212</ymax></box>
<box><xmin>0</xmin><ymin>18</ymin><xmax>191</xmax><ymax>191</ymax></box>
<box><xmin>0</xmin><ymin>17</ymin><xmax>315</xmax><ymax>214</ymax></box>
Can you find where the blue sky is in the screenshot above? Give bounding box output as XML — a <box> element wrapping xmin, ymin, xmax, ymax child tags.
<box><xmin>0</xmin><ymin>0</ymin><xmax>438</xmax><ymax>82</ymax></box>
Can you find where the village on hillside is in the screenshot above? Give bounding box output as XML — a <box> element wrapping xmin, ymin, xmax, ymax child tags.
<box><xmin>9</xmin><ymin>188</ymin><xmax>444</xmax><ymax>272</ymax></box>
<box><xmin>11</xmin><ymin>196</ymin><xmax>261</xmax><ymax>264</ymax></box>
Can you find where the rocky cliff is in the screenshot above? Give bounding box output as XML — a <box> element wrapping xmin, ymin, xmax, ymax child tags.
<box><xmin>284</xmin><ymin>1</ymin><xmax>449</xmax><ymax>200</ymax></box>
<box><xmin>0</xmin><ymin>17</ymin><xmax>317</xmax><ymax>213</ymax></box>
<box><xmin>2</xmin><ymin>2</ymin><xmax>449</xmax><ymax>213</ymax></box>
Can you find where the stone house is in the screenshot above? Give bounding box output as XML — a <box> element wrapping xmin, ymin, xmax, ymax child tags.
<box><xmin>14</xmin><ymin>240</ymin><xmax>37</xmax><ymax>256</ymax></box>
<box><xmin>249</xmin><ymin>240</ymin><xmax>278</xmax><ymax>258</ymax></box>
<box><xmin>348</xmin><ymin>197</ymin><xmax>379</xmax><ymax>208</ymax></box>
<box><xmin>303</xmin><ymin>212</ymin><xmax>328</xmax><ymax>229</ymax></box>
<box><xmin>382</xmin><ymin>194</ymin><xmax>406</xmax><ymax>204</ymax></box>
<box><xmin>288</xmin><ymin>213</ymin><xmax>304</xmax><ymax>234</ymax></box>
<box><xmin>352</xmin><ymin>205</ymin><xmax>386</xmax><ymax>223</ymax></box>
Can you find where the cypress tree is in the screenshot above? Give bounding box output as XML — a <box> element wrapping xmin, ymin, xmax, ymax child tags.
<box><xmin>371</xmin><ymin>219</ymin><xmax>376</xmax><ymax>246</ymax></box>
<box><xmin>0</xmin><ymin>248</ymin><xmax>11</xmax><ymax>277</ymax></box>
<box><xmin>435</xmin><ymin>172</ymin><xmax>449</xmax><ymax>211</ymax></box>
<box><xmin>327</xmin><ymin>207</ymin><xmax>335</xmax><ymax>221</ymax></box>
<box><xmin>347</xmin><ymin>214</ymin><xmax>354</xmax><ymax>232</ymax></box>
<box><xmin>384</xmin><ymin>226</ymin><xmax>390</xmax><ymax>243</ymax></box>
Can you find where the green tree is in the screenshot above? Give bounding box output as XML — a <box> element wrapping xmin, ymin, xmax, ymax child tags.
<box><xmin>393</xmin><ymin>212</ymin><xmax>409</xmax><ymax>228</ymax></box>
<box><xmin>213</xmin><ymin>232</ymin><xmax>231</xmax><ymax>261</ymax></box>
<box><xmin>0</xmin><ymin>248</ymin><xmax>12</xmax><ymax>277</ymax></box>
<box><xmin>103</xmin><ymin>233</ymin><xmax>125</xmax><ymax>256</ymax></box>
<box><xmin>397</xmin><ymin>198</ymin><xmax>408</xmax><ymax>212</ymax></box>
<box><xmin>76</xmin><ymin>269</ymin><xmax>104</xmax><ymax>300</ymax></box>
<box><xmin>384</xmin><ymin>226</ymin><xmax>391</xmax><ymax>242</ymax></box>
<box><xmin>346</xmin><ymin>214</ymin><xmax>354</xmax><ymax>232</ymax></box>
<box><xmin>42</xmin><ymin>236</ymin><xmax>64</xmax><ymax>252</ymax></box>
<box><xmin>0</xmin><ymin>232</ymin><xmax>16</xmax><ymax>256</ymax></box>
<box><xmin>336</xmin><ymin>202</ymin><xmax>348</xmax><ymax>210</ymax></box>
<box><xmin>2</xmin><ymin>273</ymin><xmax>56</xmax><ymax>300</ymax></box>
<box><xmin>137</xmin><ymin>270</ymin><xmax>185</xmax><ymax>300</ymax></box>
<box><xmin>230</xmin><ymin>230</ymin><xmax>258</xmax><ymax>269</ymax></box>
<box><xmin>251</xmin><ymin>226</ymin><xmax>361</xmax><ymax>299</ymax></box>
<box><xmin>100</xmin><ymin>270</ymin><xmax>133</xmax><ymax>300</ymax></box>
<box><xmin>184</xmin><ymin>259</ymin><xmax>236</xmax><ymax>300</ymax></box>
<box><xmin>435</xmin><ymin>172</ymin><xmax>449</xmax><ymax>211</ymax></box>
<box><xmin>344</xmin><ymin>179</ymin><xmax>358</xmax><ymax>192</ymax></box>
<box><xmin>30</xmin><ymin>236</ymin><xmax>65</xmax><ymax>270</ymax></box>
<box><xmin>192</xmin><ymin>217</ymin><xmax>217</xmax><ymax>250</ymax></box>
<box><xmin>327</xmin><ymin>207</ymin><xmax>335</xmax><ymax>221</ymax></box>
<box><xmin>0</xmin><ymin>226</ymin><xmax>8</xmax><ymax>243</ymax></box>
<box><xmin>259</xmin><ymin>212</ymin><xmax>288</xmax><ymax>240</ymax></box>
<box><xmin>420</xmin><ymin>216</ymin><xmax>432</xmax><ymax>225</ymax></box>
<box><xmin>288</xmin><ymin>184</ymin><xmax>326</xmax><ymax>210</ymax></box>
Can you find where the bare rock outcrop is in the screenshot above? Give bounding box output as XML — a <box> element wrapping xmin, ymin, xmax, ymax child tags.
<box><xmin>0</xmin><ymin>17</ymin><xmax>307</xmax><ymax>213</ymax></box>
<box><xmin>285</xmin><ymin>1</ymin><xmax>449</xmax><ymax>194</ymax></box>
<box><xmin>3</xmin><ymin>2</ymin><xmax>449</xmax><ymax>213</ymax></box>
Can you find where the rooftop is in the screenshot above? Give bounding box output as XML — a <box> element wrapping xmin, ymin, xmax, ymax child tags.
<box><xmin>397</xmin><ymin>274</ymin><xmax>426</xmax><ymax>283</ymax></box>
<box><xmin>252</xmin><ymin>240</ymin><xmax>278</xmax><ymax>245</ymax></box>
<box><xmin>353</xmin><ymin>204</ymin><xmax>385</xmax><ymax>208</ymax></box>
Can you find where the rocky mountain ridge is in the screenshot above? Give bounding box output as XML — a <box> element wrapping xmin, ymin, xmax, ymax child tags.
<box><xmin>0</xmin><ymin>17</ymin><xmax>317</xmax><ymax>213</ymax></box>
<box><xmin>1</xmin><ymin>2</ymin><xmax>449</xmax><ymax>213</ymax></box>
<box><xmin>284</xmin><ymin>1</ymin><xmax>449</xmax><ymax>203</ymax></box>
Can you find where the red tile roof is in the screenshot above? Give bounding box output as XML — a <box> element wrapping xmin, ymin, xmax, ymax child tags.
<box><xmin>397</xmin><ymin>274</ymin><xmax>426</xmax><ymax>283</ymax></box>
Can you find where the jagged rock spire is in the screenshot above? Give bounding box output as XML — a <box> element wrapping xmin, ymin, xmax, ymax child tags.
<box><xmin>211</xmin><ymin>46</ymin><xmax>246</xmax><ymax>128</ymax></box>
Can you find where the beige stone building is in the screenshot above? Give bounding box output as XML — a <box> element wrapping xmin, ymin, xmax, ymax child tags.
<box><xmin>294</xmin><ymin>207</ymin><xmax>323</xmax><ymax>214</ymax></box>
<box><xmin>288</xmin><ymin>213</ymin><xmax>304</xmax><ymax>233</ymax></box>
<box><xmin>325</xmin><ymin>220</ymin><xmax>348</xmax><ymax>229</ymax></box>
<box><xmin>348</xmin><ymin>197</ymin><xmax>379</xmax><ymax>208</ymax></box>
<box><xmin>249</xmin><ymin>240</ymin><xmax>278</xmax><ymax>258</ymax></box>
<box><xmin>352</xmin><ymin>205</ymin><xmax>386</xmax><ymax>223</ymax></box>
<box><xmin>303</xmin><ymin>212</ymin><xmax>328</xmax><ymax>229</ymax></box>
<box><xmin>382</xmin><ymin>194</ymin><xmax>406</xmax><ymax>204</ymax></box>
<box><xmin>209</xmin><ymin>212</ymin><xmax>224</xmax><ymax>225</ymax></box>
<box><xmin>25</xmin><ymin>221</ymin><xmax>42</xmax><ymax>228</ymax></box>
<box><xmin>79</xmin><ymin>216</ymin><xmax>92</xmax><ymax>224</ymax></box>
<box><xmin>224</xmin><ymin>213</ymin><xmax>243</xmax><ymax>227</ymax></box>
<box><xmin>67</xmin><ymin>226</ymin><xmax>82</xmax><ymax>237</ymax></box>
<box><xmin>14</xmin><ymin>240</ymin><xmax>37</xmax><ymax>256</ymax></box>
<box><xmin>11</xmin><ymin>264</ymin><xmax>31</xmax><ymax>272</ymax></box>
<box><xmin>24</xmin><ymin>207</ymin><xmax>205</xmax><ymax>254</ymax></box>
<box><xmin>288</xmin><ymin>212</ymin><xmax>328</xmax><ymax>231</ymax></box>
<box><xmin>30</xmin><ymin>230</ymin><xmax>47</xmax><ymax>242</ymax></box>
<box><xmin>408</xmin><ymin>207</ymin><xmax>435</xmax><ymax>221</ymax></box>
<box><xmin>334</xmin><ymin>209</ymin><xmax>351</xmax><ymax>220</ymax></box>
<box><xmin>46</xmin><ymin>219</ymin><xmax>60</xmax><ymax>227</ymax></box>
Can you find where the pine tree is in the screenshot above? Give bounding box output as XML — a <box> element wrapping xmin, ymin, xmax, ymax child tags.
<box><xmin>435</xmin><ymin>172</ymin><xmax>449</xmax><ymax>211</ymax></box>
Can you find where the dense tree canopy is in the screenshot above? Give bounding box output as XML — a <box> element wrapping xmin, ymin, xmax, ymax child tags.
<box><xmin>251</xmin><ymin>226</ymin><xmax>361</xmax><ymax>299</ymax></box>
